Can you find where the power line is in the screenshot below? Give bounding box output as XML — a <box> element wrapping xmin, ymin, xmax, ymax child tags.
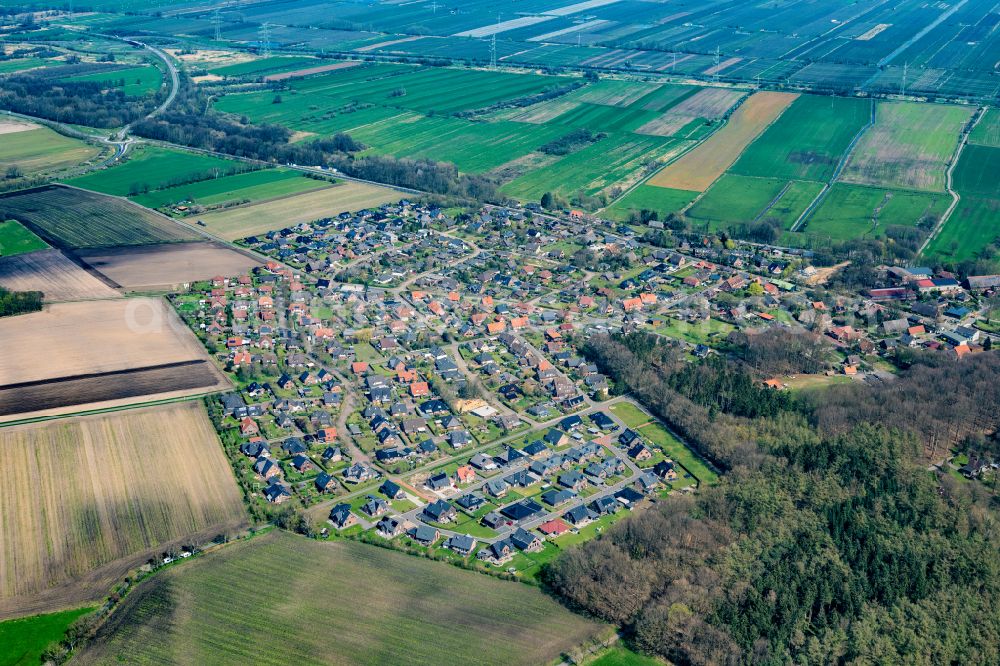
<box><xmin>212</xmin><ymin>9</ymin><xmax>222</xmax><ymax>41</ymax></box>
<box><xmin>259</xmin><ymin>22</ymin><xmax>272</xmax><ymax>57</ymax></box>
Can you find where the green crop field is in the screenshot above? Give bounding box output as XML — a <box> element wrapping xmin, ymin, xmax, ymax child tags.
<box><xmin>544</xmin><ymin>102</ymin><xmax>662</xmax><ymax>133</ymax></box>
<box><xmin>130</xmin><ymin>169</ymin><xmax>331</xmax><ymax>209</ymax></box>
<box><xmin>503</xmin><ymin>134</ymin><xmax>686</xmax><ymax>200</ymax></box>
<box><xmin>0</xmin><ymin>125</ymin><xmax>100</xmax><ymax>176</ymax></box>
<box><xmin>923</xmin><ymin>196</ymin><xmax>1000</xmax><ymax>263</ymax></box>
<box><xmin>62</xmin><ymin>64</ymin><xmax>163</xmax><ymax>97</ymax></box>
<box><xmin>760</xmin><ymin>180</ymin><xmax>825</xmax><ymax>229</ymax></box>
<box><xmin>686</xmin><ymin>174</ymin><xmax>789</xmax><ymax>229</ymax></box>
<box><xmin>730</xmin><ymin>95</ymin><xmax>871</xmax><ymax>182</ymax></box>
<box><xmin>952</xmin><ymin>144</ymin><xmax>1000</xmax><ymax>198</ymax></box>
<box><xmin>839</xmin><ymin>101</ymin><xmax>971</xmax><ymax>192</ymax></box>
<box><xmin>802</xmin><ymin>183</ymin><xmax>948</xmax><ymax>241</ymax></box>
<box><xmin>968</xmin><ymin>108</ymin><xmax>1000</xmax><ymax>148</ymax></box>
<box><xmin>75</xmin><ymin>531</ymin><xmax>606</xmax><ymax>666</ymax></box>
<box><xmin>63</xmin><ymin>147</ymin><xmax>240</xmax><ymax>197</ymax></box>
<box><xmin>0</xmin><ymin>219</ymin><xmax>47</xmax><ymax>256</ymax></box>
<box><xmin>0</xmin><ymin>607</ymin><xmax>93</xmax><ymax>666</ymax></box>
<box><xmin>0</xmin><ymin>186</ymin><xmax>198</xmax><ymax>249</ymax></box>
<box><xmin>603</xmin><ymin>184</ymin><xmax>698</xmax><ymax>221</ymax></box>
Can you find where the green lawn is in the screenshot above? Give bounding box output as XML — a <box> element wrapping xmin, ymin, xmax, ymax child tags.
<box><xmin>74</xmin><ymin>531</ymin><xmax>604</xmax><ymax>666</ymax></box>
<box><xmin>610</xmin><ymin>402</ymin><xmax>651</xmax><ymax>429</ymax></box>
<box><xmin>587</xmin><ymin>645</ymin><xmax>665</xmax><ymax>666</ymax></box>
<box><xmin>0</xmin><ymin>126</ymin><xmax>99</xmax><ymax>176</ymax></box>
<box><xmin>655</xmin><ymin>316</ymin><xmax>735</xmax><ymax>346</ymax></box>
<box><xmin>0</xmin><ymin>607</ymin><xmax>93</xmax><ymax>666</ymax></box>
<box><xmin>952</xmin><ymin>144</ymin><xmax>1000</xmax><ymax>198</ymax></box>
<box><xmin>638</xmin><ymin>421</ymin><xmax>719</xmax><ymax>485</ymax></box>
<box><xmin>0</xmin><ymin>219</ymin><xmax>48</xmax><ymax>256</ymax></box>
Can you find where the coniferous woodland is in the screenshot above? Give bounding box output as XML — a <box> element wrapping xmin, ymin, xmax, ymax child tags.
<box><xmin>544</xmin><ymin>331</ymin><xmax>1000</xmax><ymax>665</ymax></box>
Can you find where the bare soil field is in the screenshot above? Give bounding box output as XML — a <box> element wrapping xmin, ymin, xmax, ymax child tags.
<box><xmin>195</xmin><ymin>181</ymin><xmax>401</xmax><ymax>240</ymax></box>
<box><xmin>637</xmin><ymin>87</ymin><xmax>746</xmax><ymax>136</ymax></box>
<box><xmin>263</xmin><ymin>60</ymin><xmax>359</xmax><ymax>81</ymax></box>
<box><xmin>77</xmin><ymin>241</ymin><xmax>262</xmax><ymax>291</ymax></box>
<box><xmin>646</xmin><ymin>91</ymin><xmax>798</xmax><ymax>191</ymax></box>
<box><xmin>0</xmin><ymin>249</ymin><xmax>120</xmax><ymax>301</ymax></box>
<box><xmin>839</xmin><ymin>101</ymin><xmax>972</xmax><ymax>192</ymax></box>
<box><xmin>0</xmin><ymin>119</ymin><xmax>35</xmax><ymax>134</ymax></box>
<box><xmin>0</xmin><ymin>298</ymin><xmax>228</xmax><ymax>420</ymax></box>
<box><xmin>0</xmin><ymin>361</ymin><xmax>224</xmax><ymax>418</ymax></box>
<box><xmin>0</xmin><ymin>402</ymin><xmax>247</xmax><ymax>619</ymax></box>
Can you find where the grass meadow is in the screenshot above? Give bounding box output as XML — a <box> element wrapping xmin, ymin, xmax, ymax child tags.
<box><xmin>0</xmin><ymin>125</ymin><xmax>100</xmax><ymax>176</ymax></box>
<box><xmin>131</xmin><ymin>169</ymin><xmax>330</xmax><ymax>209</ymax></box>
<box><xmin>802</xmin><ymin>183</ymin><xmax>949</xmax><ymax>241</ymax></box>
<box><xmin>63</xmin><ymin>146</ymin><xmax>239</xmax><ymax>197</ymax></box>
<box><xmin>603</xmin><ymin>184</ymin><xmax>698</xmax><ymax>221</ymax></box>
<box><xmin>923</xmin><ymin>196</ymin><xmax>1000</xmax><ymax>262</ymax></box>
<box><xmin>0</xmin><ymin>607</ymin><xmax>93</xmax><ymax>666</ymax></box>
<box><xmin>0</xmin><ymin>220</ymin><xmax>48</xmax><ymax>256</ymax></box>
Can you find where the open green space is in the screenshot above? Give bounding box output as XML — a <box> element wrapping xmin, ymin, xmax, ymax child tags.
<box><xmin>609</xmin><ymin>402</ymin><xmax>651</xmax><ymax>429</ymax></box>
<box><xmin>730</xmin><ymin>94</ymin><xmax>870</xmax><ymax>182</ymax></box>
<box><xmin>0</xmin><ymin>219</ymin><xmax>48</xmax><ymax>256</ymax></box>
<box><xmin>655</xmin><ymin>316</ymin><xmax>735</xmax><ymax>347</ymax></box>
<box><xmin>0</xmin><ymin>607</ymin><xmax>93</xmax><ymax>666</ymax></box>
<box><xmin>952</xmin><ymin>144</ymin><xmax>1000</xmax><ymax>198</ymax></box>
<box><xmin>75</xmin><ymin>531</ymin><xmax>605</xmax><ymax>666</ymax></box>
<box><xmin>62</xmin><ymin>63</ymin><xmax>163</xmax><ymax>97</ymax></box>
<box><xmin>923</xmin><ymin>196</ymin><xmax>1000</xmax><ymax>263</ymax></box>
<box><xmin>686</xmin><ymin>174</ymin><xmax>790</xmax><ymax>229</ymax></box>
<box><xmin>587</xmin><ymin>645</ymin><xmax>665</xmax><ymax>666</ymax></box>
<box><xmin>968</xmin><ymin>108</ymin><xmax>1000</xmax><ymax>148</ymax></box>
<box><xmin>802</xmin><ymin>183</ymin><xmax>948</xmax><ymax>241</ymax></box>
<box><xmin>759</xmin><ymin>179</ymin><xmax>825</xmax><ymax>229</ymax></box>
<box><xmin>637</xmin><ymin>421</ymin><xmax>718</xmax><ymax>485</ymax></box>
<box><xmin>0</xmin><ymin>126</ymin><xmax>100</xmax><ymax>176</ymax></box>
<box><xmin>503</xmin><ymin>134</ymin><xmax>684</xmax><ymax>200</ymax></box>
<box><xmin>130</xmin><ymin>169</ymin><xmax>330</xmax><ymax>209</ymax></box>
<box><xmin>603</xmin><ymin>184</ymin><xmax>697</xmax><ymax>221</ymax></box>
<box><xmin>63</xmin><ymin>146</ymin><xmax>241</xmax><ymax>197</ymax></box>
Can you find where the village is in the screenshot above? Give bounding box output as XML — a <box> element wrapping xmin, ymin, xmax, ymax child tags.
<box><xmin>168</xmin><ymin>197</ymin><xmax>1000</xmax><ymax>578</ymax></box>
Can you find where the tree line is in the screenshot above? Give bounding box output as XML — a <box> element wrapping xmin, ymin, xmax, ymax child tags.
<box><xmin>0</xmin><ymin>286</ymin><xmax>42</xmax><ymax>317</ymax></box>
<box><xmin>543</xmin><ymin>332</ymin><xmax>1000</xmax><ymax>664</ymax></box>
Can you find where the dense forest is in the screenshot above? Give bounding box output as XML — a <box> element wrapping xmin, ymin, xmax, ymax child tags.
<box><xmin>0</xmin><ymin>286</ymin><xmax>42</xmax><ymax>317</ymax></box>
<box><xmin>0</xmin><ymin>70</ymin><xmax>159</xmax><ymax>127</ymax></box>
<box><xmin>544</xmin><ymin>332</ymin><xmax>1000</xmax><ymax>664</ymax></box>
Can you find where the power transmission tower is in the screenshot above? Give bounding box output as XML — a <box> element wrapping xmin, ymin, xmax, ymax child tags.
<box><xmin>489</xmin><ymin>12</ymin><xmax>499</xmax><ymax>69</ymax></box>
<box><xmin>430</xmin><ymin>0</ymin><xmax>438</xmax><ymax>14</ymax></box>
<box><xmin>713</xmin><ymin>46</ymin><xmax>721</xmax><ymax>82</ymax></box>
<box><xmin>901</xmin><ymin>61</ymin><xmax>908</xmax><ymax>97</ymax></box>
<box><xmin>671</xmin><ymin>51</ymin><xmax>677</xmax><ymax>71</ymax></box>
<box><xmin>259</xmin><ymin>22</ymin><xmax>272</xmax><ymax>57</ymax></box>
<box><xmin>212</xmin><ymin>9</ymin><xmax>222</xmax><ymax>41</ymax></box>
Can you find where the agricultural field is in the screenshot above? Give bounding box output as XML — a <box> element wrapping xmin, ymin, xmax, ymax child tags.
<box><xmin>76</xmin><ymin>241</ymin><xmax>262</xmax><ymax>291</ymax></box>
<box><xmin>0</xmin><ymin>119</ymin><xmax>100</xmax><ymax>177</ymax></box>
<box><xmin>729</xmin><ymin>95</ymin><xmax>872</xmax><ymax>182</ymax></box>
<box><xmin>0</xmin><ymin>186</ymin><xmax>198</xmax><ymax>250</ymax></box>
<box><xmin>194</xmin><ymin>181</ymin><xmax>401</xmax><ymax>240</ymax></box>
<box><xmin>839</xmin><ymin>101</ymin><xmax>972</xmax><ymax>192</ymax></box>
<box><xmin>603</xmin><ymin>184</ymin><xmax>697</xmax><ymax>221</ymax></box>
<box><xmin>635</xmin><ymin>88</ymin><xmax>745</xmax><ymax>139</ymax></box>
<box><xmin>130</xmin><ymin>169</ymin><xmax>330</xmax><ymax>211</ymax></box>
<box><xmin>968</xmin><ymin>108</ymin><xmax>1000</xmax><ymax>148</ymax></box>
<box><xmin>951</xmin><ymin>144</ymin><xmax>1000</xmax><ymax>199</ymax></box>
<box><xmin>0</xmin><ymin>402</ymin><xmax>247</xmax><ymax>618</ymax></box>
<box><xmin>647</xmin><ymin>92</ymin><xmax>798</xmax><ymax>192</ymax></box>
<box><xmin>204</xmin><ymin>55</ymin><xmax>318</xmax><ymax>78</ymax></box>
<box><xmin>0</xmin><ymin>219</ymin><xmax>47</xmax><ymax>257</ymax></box>
<box><xmin>923</xmin><ymin>196</ymin><xmax>1000</xmax><ymax>263</ymax></box>
<box><xmin>502</xmin><ymin>133</ymin><xmax>688</xmax><ymax>201</ymax></box>
<box><xmin>0</xmin><ymin>298</ymin><xmax>229</xmax><ymax>421</ymax></box>
<box><xmin>800</xmin><ymin>183</ymin><xmax>949</xmax><ymax>242</ymax></box>
<box><xmin>75</xmin><ymin>531</ymin><xmax>606</xmax><ymax>666</ymax></box>
<box><xmin>61</xmin><ymin>63</ymin><xmax>163</xmax><ymax>97</ymax></box>
<box><xmin>63</xmin><ymin>146</ymin><xmax>241</xmax><ymax>198</ymax></box>
<box><xmin>0</xmin><ymin>249</ymin><xmax>119</xmax><ymax>301</ymax></box>
<box><xmin>687</xmin><ymin>175</ymin><xmax>793</xmax><ymax>230</ymax></box>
